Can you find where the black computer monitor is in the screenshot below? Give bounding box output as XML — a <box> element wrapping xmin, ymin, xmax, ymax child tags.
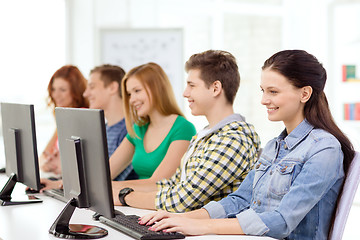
<box><xmin>0</xmin><ymin>102</ymin><xmax>42</xmax><ymax>206</ymax></box>
<box><xmin>49</xmin><ymin>107</ymin><xmax>115</xmax><ymax>239</ymax></box>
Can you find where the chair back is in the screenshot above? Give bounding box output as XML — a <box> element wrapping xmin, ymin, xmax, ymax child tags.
<box><xmin>329</xmin><ymin>151</ymin><xmax>360</xmax><ymax>240</ymax></box>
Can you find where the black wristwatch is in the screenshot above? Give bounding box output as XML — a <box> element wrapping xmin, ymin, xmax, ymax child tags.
<box><xmin>118</xmin><ymin>187</ymin><xmax>134</xmax><ymax>206</ymax></box>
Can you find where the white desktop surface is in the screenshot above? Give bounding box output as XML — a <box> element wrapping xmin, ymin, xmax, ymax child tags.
<box><xmin>0</xmin><ymin>174</ymin><xmax>276</xmax><ymax>240</ymax></box>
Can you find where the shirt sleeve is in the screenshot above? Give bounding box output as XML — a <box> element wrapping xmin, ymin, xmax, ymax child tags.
<box><xmin>156</xmin><ymin>167</ymin><xmax>181</xmax><ymax>187</ymax></box>
<box><xmin>126</xmin><ymin>124</ymin><xmax>140</xmax><ymax>146</ymax></box>
<box><xmin>155</xmin><ymin>129</ymin><xmax>255</xmax><ymax>212</ymax></box>
<box><xmin>204</xmin><ymin>169</ymin><xmax>255</xmax><ymax>218</ymax></box>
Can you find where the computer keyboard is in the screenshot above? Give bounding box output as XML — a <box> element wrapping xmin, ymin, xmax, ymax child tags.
<box><xmin>99</xmin><ymin>211</ymin><xmax>185</xmax><ymax>240</ymax></box>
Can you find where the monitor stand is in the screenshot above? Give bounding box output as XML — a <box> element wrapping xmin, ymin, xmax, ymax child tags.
<box><xmin>0</xmin><ymin>173</ymin><xmax>42</xmax><ymax>206</ymax></box>
<box><xmin>49</xmin><ymin>198</ymin><xmax>108</xmax><ymax>239</ymax></box>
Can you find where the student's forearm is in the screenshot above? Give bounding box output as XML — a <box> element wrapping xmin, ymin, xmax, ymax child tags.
<box><xmin>183</xmin><ymin>208</ymin><xmax>211</xmax><ymax>219</ymax></box>
<box><xmin>43</xmin><ymin>131</ymin><xmax>58</xmax><ymax>152</ymax></box>
<box><xmin>112</xmin><ymin>180</ymin><xmax>157</xmax><ymax>197</ymax></box>
<box><xmin>110</xmin><ymin>161</ymin><xmax>128</xmax><ymax>179</ymax></box>
<box><xmin>109</xmin><ymin>139</ymin><xmax>135</xmax><ymax>179</ymax></box>
<box><xmin>196</xmin><ymin>218</ymin><xmax>244</xmax><ymax>235</ymax></box>
<box><xmin>149</xmin><ymin>211</ymin><xmax>244</xmax><ymax>235</ymax></box>
<box><xmin>125</xmin><ymin>191</ymin><xmax>157</xmax><ymax>210</ymax></box>
<box><xmin>112</xmin><ymin>181</ymin><xmax>157</xmax><ymax>207</ymax></box>
<box><xmin>120</xmin><ymin>179</ymin><xmax>158</xmax><ymax>192</ymax></box>
<box><xmin>212</xmin><ymin>218</ymin><xmax>244</xmax><ymax>235</ymax></box>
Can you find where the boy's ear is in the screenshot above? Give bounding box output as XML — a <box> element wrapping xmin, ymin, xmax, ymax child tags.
<box><xmin>108</xmin><ymin>81</ymin><xmax>120</xmax><ymax>95</ymax></box>
<box><xmin>212</xmin><ymin>80</ymin><xmax>222</xmax><ymax>97</ymax></box>
<box><xmin>300</xmin><ymin>86</ymin><xmax>312</xmax><ymax>103</ymax></box>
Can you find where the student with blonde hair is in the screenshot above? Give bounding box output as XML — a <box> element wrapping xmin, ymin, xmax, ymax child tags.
<box><xmin>110</xmin><ymin>62</ymin><xmax>196</xmax><ymax>185</ymax></box>
<box><xmin>113</xmin><ymin>50</ymin><xmax>260</xmax><ymax>213</ymax></box>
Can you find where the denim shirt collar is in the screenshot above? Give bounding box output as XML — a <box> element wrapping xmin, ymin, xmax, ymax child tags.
<box><xmin>276</xmin><ymin>119</ymin><xmax>314</xmax><ymax>150</ymax></box>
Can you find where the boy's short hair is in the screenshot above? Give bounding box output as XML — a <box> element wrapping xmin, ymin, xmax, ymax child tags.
<box><xmin>185</xmin><ymin>50</ymin><xmax>240</xmax><ymax>104</ymax></box>
<box><xmin>90</xmin><ymin>64</ymin><xmax>126</xmax><ymax>98</ymax></box>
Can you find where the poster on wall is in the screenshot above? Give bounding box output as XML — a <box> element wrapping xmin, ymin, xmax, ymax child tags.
<box><xmin>99</xmin><ymin>28</ymin><xmax>184</xmax><ymax>108</ymax></box>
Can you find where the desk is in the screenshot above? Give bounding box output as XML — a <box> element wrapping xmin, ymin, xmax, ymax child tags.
<box><xmin>0</xmin><ymin>174</ymin><xmax>276</xmax><ymax>240</ymax></box>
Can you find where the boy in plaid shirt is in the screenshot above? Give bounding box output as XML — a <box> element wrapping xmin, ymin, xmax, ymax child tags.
<box><xmin>113</xmin><ymin>50</ymin><xmax>261</xmax><ymax>212</ymax></box>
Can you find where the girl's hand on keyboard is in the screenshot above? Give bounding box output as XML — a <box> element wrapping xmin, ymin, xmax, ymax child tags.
<box><xmin>148</xmin><ymin>217</ymin><xmax>210</xmax><ymax>236</ymax></box>
<box><xmin>138</xmin><ymin>210</ymin><xmax>178</xmax><ymax>226</ymax></box>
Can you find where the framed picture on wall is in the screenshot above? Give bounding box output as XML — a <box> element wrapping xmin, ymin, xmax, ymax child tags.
<box><xmin>98</xmin><ymin>28</ymin><xmax>184</xmax><ymax>109</ymax></box>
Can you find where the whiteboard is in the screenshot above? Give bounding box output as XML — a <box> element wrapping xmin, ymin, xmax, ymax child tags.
<box><xmin>99</xmin><ymin>28</ymin><xmax>184</xmax><ymax>108</ymax></box>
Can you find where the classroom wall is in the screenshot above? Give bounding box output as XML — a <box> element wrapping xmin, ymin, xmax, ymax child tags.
<box><xmin>1</xmin><ymin>0</ymin><xmax>359</xmax><ymax>167</ymax></box>
<box><xmin>0</xmin><ymin>0</ymin><xmax>67</xmax><ymax>164</ymax></box>
<box><xmin>66</xmin><ymin>0</ymin><xmax>360</xmax><ymax>148</ymax></box>
<box><xmin>66</xmin><ymin>0</ymin><xmax>288</xmax><ymax>145</ymax></box>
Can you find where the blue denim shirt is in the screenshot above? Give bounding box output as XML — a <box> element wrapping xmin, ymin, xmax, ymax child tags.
<box><xmin>203</xmin><ymin>119</ymin><xmax>344</xmax><ymax>240</ymax></box>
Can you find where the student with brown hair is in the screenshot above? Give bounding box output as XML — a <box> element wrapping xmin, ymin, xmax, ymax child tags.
<box><xmin>140</xmin><ymin>50</ymin><xmax>355</xmax><ymax>240</ymax></box>
<box><xmin>40</xmin><ymin>65</ymin><xmax>88</xmax><ymax>177</ymax></box>
<box><xmin>83</xmin><ymin>64</ymin><xmax>137</xmax><ymax>181</ymax></box>
<box><xmin>113</xmin><ymin>50</ymin><xmax>260</xmax><ymax>213</ymax></box>
<box><xmin>39</xmin><ymin>64</ymin><xmax>137</xmax><ymax>190</ymax></box>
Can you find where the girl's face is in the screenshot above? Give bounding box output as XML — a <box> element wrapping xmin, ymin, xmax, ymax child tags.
<box><xmin>51</xmin><ymin>78</ymin><xmax>73</xmax><ymax>107</ymax></box>
<box><xmin>126</xmin><ymin>76</ymin><xmax>152</xmax><ymax>118</ymax></box>
<box><xmin>260</xmin><ymin>69</ymin><xmax>307</xmax><ymax>133</ymax></box>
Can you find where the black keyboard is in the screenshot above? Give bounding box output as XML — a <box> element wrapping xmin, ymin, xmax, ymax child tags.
<box><xmin>99</xmin><ymin>211</ymin><xmax>185</xmax><ymax>240</ymax></box>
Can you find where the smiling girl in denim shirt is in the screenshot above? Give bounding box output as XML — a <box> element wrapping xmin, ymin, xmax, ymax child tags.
<box><xmin>139</xmin><ymin>50</ymin><xmax>355</xmax><ymax>240</ymax></box>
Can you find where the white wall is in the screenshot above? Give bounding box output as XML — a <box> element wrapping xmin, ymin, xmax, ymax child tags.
<box><xmin>1</xmin><ymin>0</ymin><xmax>359</xmax><ymax>168</ymax></box>
<box><xmin>0</xmin><ymin>0</ymin><xmax>66</xmax><ymax>167</ymax></box>
<box><xmin>330</xmin><ymin>2</ymin><xmax>360</xmax><ymax>151</ymax></box>
<box><xmin>66</xmin><ymin>0</ymin><xmax>286</xmax><ymax>145</ymax></box>
<box><xmin>46</xmin><ymin>0</ymin><xmax>359</xmax><ymax>148</ymax></box>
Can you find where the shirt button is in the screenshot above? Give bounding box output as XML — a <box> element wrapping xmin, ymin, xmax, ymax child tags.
<box><xmin>281</xmin><ymin>166</ymin><xmax>288</xmax><ymax>173</ymax></box>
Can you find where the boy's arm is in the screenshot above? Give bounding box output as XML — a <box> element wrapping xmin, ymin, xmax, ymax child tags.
<box><xmin>156</xmin><ymin>131</ymin><xmax>256</xmax><ymax>213</ymax></box>
<box><xmin>113</xmin><ymin>167</ymin><xmax>181</xmax><ymax>207</ymax></box>
<box><xmin>124</xmin><ymin>191</ymin><xmax>158</xmax><ymax>210</ymax></box>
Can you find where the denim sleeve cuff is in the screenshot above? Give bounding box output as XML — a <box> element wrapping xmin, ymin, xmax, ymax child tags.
<box><xmin>236</xmin><ymin>208</ymin><xmax>269</xmax><ymax>236</ymax></box>
<box><xmin>202</xmin><ymin>201</ymin><xmax>227</xmax><ymax>219</ymax></box>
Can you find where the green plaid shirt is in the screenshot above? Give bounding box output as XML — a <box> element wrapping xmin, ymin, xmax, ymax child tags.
<box><xmin>155</xmin><ymin>114</ymin><xmax>261</xmax><ymax>212</ymax></box>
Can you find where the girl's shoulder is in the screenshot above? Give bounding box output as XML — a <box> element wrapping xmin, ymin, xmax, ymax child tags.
<box><xmin>172</xmin><ymin>115</ymin><xmax>196</xmax><ymax>129</ymax></box>
<box><xmin>167</xmin><ymin>115</ymin><xmax>196</xmax><ymax>139</ymax></box>
<box><xmin>309</xmin><ymin>128</ymin><xmax>341</xmax><ymax>147</ymax></box>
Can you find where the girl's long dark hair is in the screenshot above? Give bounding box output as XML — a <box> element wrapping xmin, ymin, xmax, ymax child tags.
<box><xmin>263</xmin><ymin>50</ymin><xmax>355</xmax><ymax>237</ymax></box>
<box><xmin>262</xmin><ymin>50</ymin><xmax>354</xmax><ymax>173</ymax></box>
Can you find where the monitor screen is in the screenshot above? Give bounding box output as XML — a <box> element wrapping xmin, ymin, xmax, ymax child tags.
<box><xmin>0</xmin><ymin>102</ymin><xmax>42</xmax><ymax>206</ymax></box>
<box><xmin>49</xmin><ymin>107</ymin><xmax>114</xmax><ymax>238</ymax></box>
